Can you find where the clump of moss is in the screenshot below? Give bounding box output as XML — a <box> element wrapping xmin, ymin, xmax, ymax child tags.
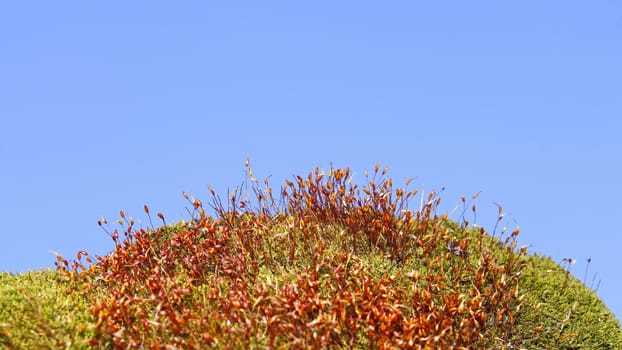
<box><xmin>1</xmin><ymin>164</ymin><xmax>621</xmax><ymax>349</ymax></box>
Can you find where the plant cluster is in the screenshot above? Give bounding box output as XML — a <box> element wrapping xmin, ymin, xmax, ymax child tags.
<box><xmin>54</xmin><ymin>163</ymin><xmax>528</xmax><ymax>349</ymax></box>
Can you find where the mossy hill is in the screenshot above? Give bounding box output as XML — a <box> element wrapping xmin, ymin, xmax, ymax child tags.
<box><xmin>1</xmin><ymin>165</ymin><xmax>620</xmax><ymax>349</ymax></box>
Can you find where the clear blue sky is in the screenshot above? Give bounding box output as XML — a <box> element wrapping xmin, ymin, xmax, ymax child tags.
<box><xmin>1</xmin><ymin>2</ymin><xmax>621</xmax><ymax>319</ymax></box>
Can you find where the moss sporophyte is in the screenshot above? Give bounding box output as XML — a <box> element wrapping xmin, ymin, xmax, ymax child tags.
<box><xmin>1</xmin><ymin>163</ymin><xmax>620</xmax><ymax>349</ymax></box>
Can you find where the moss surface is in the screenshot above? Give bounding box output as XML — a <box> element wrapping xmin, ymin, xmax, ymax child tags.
<box><xmin>0</xmin><ymin>269</ymin><xmax>93</xmax><ymax>349</ymax></box>
<box><xmin>1</xmin><ymin>165</ymin><xmax>620</xmax><ymax>349</ymax></box>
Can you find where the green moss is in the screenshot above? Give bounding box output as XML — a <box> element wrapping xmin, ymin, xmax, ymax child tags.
<box><xmin>2</xmin><ymin>213</ymin><xmax>621</xmax><ymax>349</ymax></box>
<box><xmin>514</xmin><ymin>254</ymin><xmax>622</xmax><ymax>349</ymax></box>
<box><xmin>2</xmin><ymin>230</ymin><xmax>621</xmax><ymax>349</ymax></box>
<box><xmin>4</xmin><ymin>164</ymin><xmax>621</xmax><ymax>348</ymax></box>
<box><xmin>0</xmin><ymin>269</ymin><xmax>94</xmax><ymax>349</ymax></box>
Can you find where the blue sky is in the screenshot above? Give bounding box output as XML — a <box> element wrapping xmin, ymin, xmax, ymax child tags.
<box><xmin>1</xmin><ymin>2</ymin><xmax>621</xmax><ymax>319</ymax></box>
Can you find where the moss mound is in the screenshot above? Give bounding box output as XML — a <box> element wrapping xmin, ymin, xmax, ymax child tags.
<box><xmin>1</xmin><ymin>164</ymin><xmax>620</xmax><ymax>349</ymax></box>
